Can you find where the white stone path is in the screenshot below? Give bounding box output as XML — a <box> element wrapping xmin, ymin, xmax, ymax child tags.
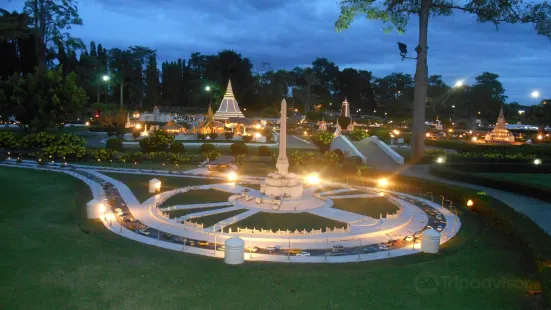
<box><xmin>320</xmin><ymin>188</ymin><xmax>357</xmax><ymax>196</ymax></box>
<box><xmin>177</xmin><ymin>206</ymin><xmax>244</xmax><ymax>221</ymax></box>
<box><xmin>161</xmin><ymin>202</ymin><xmax>233</xmax><ymax>212</ymax></box>
<box><xmin>205</xmin><ymin>209</ymin><xmax>260</xmax><ymax>232</ymax></box>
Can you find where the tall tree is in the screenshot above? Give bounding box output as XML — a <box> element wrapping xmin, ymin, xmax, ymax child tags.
<box><xmin>24</xmin><ymin>0</ymin><xmax>84</xmax><ymax>68</ymax></box>
<box><xmin>7</xmin><ymin>67</ymin><xmax>87</xmax><ymax>130</ymax></box>
<box><xmin>336</xmin><ymin>0</ymin><xmax>551</xmax><ymax>161</ymax></box>
<box><xmin>144</xmin><ymin>53</ymin><xmax>161</xmax><ymax>110</ymax></box>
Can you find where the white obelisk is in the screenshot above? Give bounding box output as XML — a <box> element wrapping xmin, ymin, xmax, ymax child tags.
<box><xmin>276</xmin><ymin>99</ymin><xmax>289</xmax><ymax>176</ymax></box>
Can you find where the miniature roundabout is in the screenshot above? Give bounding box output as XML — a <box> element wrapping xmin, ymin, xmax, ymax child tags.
<box><xmin>78</xmin><ymin>166</ymin><xmax>461</xmax><ymax>264</ymax></box>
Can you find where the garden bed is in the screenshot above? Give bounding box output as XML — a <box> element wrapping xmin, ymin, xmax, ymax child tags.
<box><xmin>331</xmin><ymin>197</ymin><xmax>399</xmax><ymax>218</ymax></box>
<box><xmin>160</xmin><ymin>189</ymin><xmax>232</xmax><ymax>207</ymax></box>
<box><xmin>226</xmin><ymin>212</ymin><xmax>347</xmax><ymax>232</ymax></box>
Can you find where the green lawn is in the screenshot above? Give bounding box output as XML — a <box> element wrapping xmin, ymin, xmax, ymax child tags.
<box><xmin>332</xmin><ymin>197</ymin><xmax>400</xmax><ymax>218</ymax></box>
<box><xmin>190</xmin><ymin>209</ymin><xmax>248</xmax><ymax>228</ymax></box>
<box><xmin>237</xmin><ymin>163</ymin><xmax>275</xmax><ymax>177</ymax></box>
<box><xmin>227</xmin><ymin>212</ymin><xmax>347</xmax><ymax>232</ymax></box>
<box><xmin>161</xmin><ymin>189</ymin><xmax>232</xmax><ymax>207</ymax></box>
<box><xmin>477</xmin><ymin>173</ymin><xmax>551</xmax><ymax>188</ymax></box>
<box><xmin>0</xmin><ymin>166</ymin><xmax>539</xmax><ymax>309</ymax></box>
<box><xmin>103</xmin><ymin>172</ymin><xmax>221</xmax><ymax>202</ymax></box>
<box><xmin>83</xmin><ymin>161</ymin><xmax>197</xmax><ymax>172</ymax></box>
<box><xmin>165</xmin><ymin>205</ymin><xmax>232</xmax><ymax>219</ymax></box>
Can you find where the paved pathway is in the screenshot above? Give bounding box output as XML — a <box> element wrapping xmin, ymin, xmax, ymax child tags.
<box><xmin>161</xmin><ymin>202</ymin><xmax>233</xmax><ymax>212</ymax></box>
<box><xmin>178</xmin><ymin>206</ymin><xmax>243</xmax><ymax>221</ymax></box>
<box><xmin>402</xmin><ymin>165</ymin><xmax>551</xmax><ymax>235</ymax></box>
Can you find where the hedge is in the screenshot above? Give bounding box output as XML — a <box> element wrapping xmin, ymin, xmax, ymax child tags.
<box><xmin>429</xmin><ymin>165</ymin><xmax>551</xmax><ymax>203</ymax></box>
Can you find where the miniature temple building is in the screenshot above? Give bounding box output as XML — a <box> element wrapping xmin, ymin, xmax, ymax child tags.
<box><xmin>485</xmin><ymin>107</ymin><xmax>515</xmax><ymax>144</ymax></box>
<box><xmin>340</xmin><ymin>98</ymin><xmax>351</xmax><ymax>118</ymax></box>
<box><xmin>317</xmin><ymin>118</ymin><xmax>327</xmax><ymax>131</ymax></box>
<box><xmin>163</xmin><ymin>120</ymin><xmax>184</xmax><ymax>134</ymax></box>
<box><xmin>214</xmin><ymin>80</ymin><xmax>245</xmax><ymax>120</ymax></box>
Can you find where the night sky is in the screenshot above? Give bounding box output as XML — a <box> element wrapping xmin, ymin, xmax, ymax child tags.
<box><xmin>5</xmin><ymin>0</ymin><xmax>550</xmax><ymax>104</ymax></box>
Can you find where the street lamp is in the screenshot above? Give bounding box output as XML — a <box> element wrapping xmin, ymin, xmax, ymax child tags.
<box><xmin>531</xmin><ymin>90</ymin><xmax>540</xmax><ymax>99</ymax></box>
<box><xmin>205</xmin><ymin>86</ymin><xmax>212</xmax><ymax>106</ymax></box>
<box><xmin>454</xmin><ymin>80</ymin><xmax>464</xmax><ymax>88</ymax></box>
<box><xmin>102</xmin><ymin>75</ymin><xmax>110</xmax><ymax>82</ymax></box>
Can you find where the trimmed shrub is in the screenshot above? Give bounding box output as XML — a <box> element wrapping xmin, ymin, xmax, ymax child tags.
<box><xmin>263</xmin><ymin>127</ymin><xmax>273</xmax><ymax>143</ymax></box>
<box><xmin>242</xmin><ymin>135</ymin><xmax>253</xmax><ymax>143</ymax></box>
<box><xmin>332</xmin><ymin>149</ymin><xmax>345</xmax><ymax>163</ymax></box>
<box><xmin>231</xmin><ymin>142</ymin><xmax>248</xmax><ymax>156</ymax></box>
<box><xmin>349</xmin><ymin>128</ymin><xmax>369</xmax><ymax>141</ymax></box>
<box><xmin>224</xmin><ymin>132</ymin><xmax>234</xmax><ymax>140</ymax></box>
<box><xmin>203</xmin><ymin>150</ymin><xmax>221</xmax><ymax>161</ymax></box>
<box><xmin>197</xmin><ymin>133</ymin><xmax>207</xmax><ymax>141</ymax></box>
<box><xmin>0</xmin><ymin>132</ymin><xmax>18</xmax><ymax>148</ymax></box>
<box><xmin>258</xmin><ymin>146</ymin><xmax>272</xmax><ymax>157</ymax></box>
<box><xmin>170</xmin><ymin>142</ymin><xmax>185</xmax><ymax>153</ymax></box>
<box><xmin>311</xmin><ymin>131</ymin><xmax>334</xmax><ymax>152</ymax></box>
<box><xmin>208</xmin><ymin>132</ymin><xmax>218</xmax><ymax>140</ymax></box>
<box><xmin>106</xmin><ymin>138</ymin><xmax>123</xmax><ymax>152</ymax></box>
<box><xmin>138</xmin><ymin>131</ymin><xmax>174</xmax><ymax>152</ymax></box>
<box><xmin>200</xmin><ymin>143</ymin><xmax>215</xmax><ymax>153</ymax></box>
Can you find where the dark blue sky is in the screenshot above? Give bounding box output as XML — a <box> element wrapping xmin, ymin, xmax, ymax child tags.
<box><xmin>6</xmin><ymin>0</ymin><xmax>550</xmax><ymax>104</ymax></box>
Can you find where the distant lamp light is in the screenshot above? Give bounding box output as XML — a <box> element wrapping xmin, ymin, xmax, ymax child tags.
<box><xmin>393</xmin><ymin>129</ymin><xmax>400</xmax><ymax>135</ymax></box>
<box><xmin>135</xmin><ymin>124</ymin><xmax>141</xmax><ymax>129</ymax></box>
<box><xmin>99</xmin><ymin>203</ymin><xmax>106</xmax><ymax>214</ymax></box>
<box><xmin>436</xmin><ymin>157</ymin><xmax>445</xmax><ymax>164</ymax></box>
<box><xmin>448</xmin><ymin>129</ymin><xmax>453</xmax><ymax>133</ymax></box>
<box><xmin>471</xmin><ymin>137</ymin><xmax>478</xmax><ymax>142</ymax></box>
<box><xmin>227</xmin><ymin>171</ymin><xmax>237</xmax><ymax>182</ymax></box>
<box><xmin>85</xmin><ymin>121</ymin><xmax>90</xmax><ymax>126</ymax></box>
<box><xmin>518</xmin><ymin>110</ymin><xmax>525</xmax><ymax>115</ymax></box>
<box><xmin>102</xmin><ymin>75</ymin><xmax>110</xmax><ymax>82</ymax></box>
<box><xmin>531</xmin><ymin>90</ymin><xmax>540</xmax><ymax>99</ymax></box>
<box><xmin>454</xmin><ymin>80</ymin><xmax>464</xmax><ymax>88</ymax></box>
<box><xmin>306</xmin><ymin>172</ymin><xmax>320</xmax><ymax>185</ymax></box>
<box><xmin>534</xmin><ymin>159</ymin><xmax>542</xmax><ymax>165</ymax></box>
<box><xmin>303</xmin><ymin>131</ymin><xmax>308</xmax><ymax>136</ymax></box>
<box><xmin>255</xmin><ymin>124</ymin><xmax>261</xmax><ymax>129</ymax></box>
<box><xmin>377</xmin><ymin>178</ymin><xmax>389</xmax><ymax>187</ymax></box>
<box><xmin>254</xmin><ymin>132</ymin><xmax>261</xmax><ymax>138</ymax></box>
<box><xmin>467</xmin><ymin>200</ymin><xmax>474</xmax><ymax>207</ymax></box>
<box><xmin>205</xmin><ymin>86</ymin><xmax>211</xmax><ymax>91</ymax></box>
<box><xmin>537</xmin><ymin>134</ymin><xmax>543</xmax><ymax>140</ymax></box>
<box><xmin>425</xmin><ymin>133</ymin><xmax>431</xmax><ymax>138</ymax></box>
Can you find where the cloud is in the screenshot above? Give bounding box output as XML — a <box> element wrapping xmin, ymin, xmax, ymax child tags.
<box><xmin>4</xmin><ymin>0</ymin><xmax>551</xmax><ymax>103</ymax></box>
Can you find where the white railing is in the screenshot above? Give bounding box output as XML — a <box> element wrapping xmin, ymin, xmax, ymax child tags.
<box><xmin>225</xmin><ymin>226</ymin><xmax>349</xmax><ymax>236</ymax></box>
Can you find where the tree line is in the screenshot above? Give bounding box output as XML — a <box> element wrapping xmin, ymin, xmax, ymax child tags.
<box><xmin>0</xmin><ymin>1</ymin><xmax>550</xmax><ymax>132</ymax></box>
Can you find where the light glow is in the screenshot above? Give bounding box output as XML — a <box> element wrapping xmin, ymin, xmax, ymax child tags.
<box><xmin>254</xmin><ymin>132</ymin><xmax>261</xmax><ymax>138</ymax></box>
<box><xmin>534</xmin><ymin>159</ymin><xmax>542</xmax><ymax>165</ymax></box>
<box><xmin>135</xmin><ymin>124</ymin><xmax>141</xmax><ymax>129</ymax></box>
<box><xmin>378</xmin><ymin>178</ymin><xmax>389</xmax><ymax>187</ymax></box>
<box><xmin>471</xmin><ymin>137</ymin><xmax>478</xmax><ymax>142</ymax></box>
<box><xmin>467</xmin><ymin>199</ymin><xmax>474</xmax><ymax>207</ymax></box>
<box><xmin>436</xmin><ymin>157</ymin><xmax>445</xmax><ymax>164</ymax></box>
<box><xmin>454</xmin><ymin>80</ymin><xmax>464</xmax><ymax>88</ymax></box>
<box><xmin>306</xmin><ymin>172</ymin><xmax>320</xmax><ymax>185</ymax></box>
<box><xmin>425</xmin><ymin>133</ymin><xmax>431</xmax><ymax>138</ymax></box>
<box><xmin>531</xmin><ymin>90</ymin><xmax>540</xmax><ymax>99</ymax></box>
<box><xmin>537</xmin><ymin>135</ymin><xmax>543</xmax><ymax>140</ymax></box>
<box><xmin>85</xmin><ymin>121</ymin><xmax>90</xmax><ymax>126</ymax></box>
<box><xmin>99</xmin><ymin>203</ymin><xmax>106</xmax><ymax>213</ymax></box>
<box><xmin>227</xmin><ymin>171</ymin><xmax>237</xmax><ymax>182</ymax></box>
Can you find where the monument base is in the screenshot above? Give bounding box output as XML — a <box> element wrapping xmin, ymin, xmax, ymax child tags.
<box><xmin>261</xmin><ymin>172</ymin><xmax>303</xmax><ymax>198</ymax></box>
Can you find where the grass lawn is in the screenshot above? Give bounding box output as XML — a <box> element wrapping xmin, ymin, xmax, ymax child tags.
<box><xmin>314</xmin><ymin>185</ymin><xmax>345</xmax><ymax>193</ymax></box>
<box><xmin>160</xmin><ymin>189</ymin><xmax>232</xmax><ymax>207</ymax></box>
<box><xmin>189</xmin><ymin>209</ymin><xmax>248</xmax><ymax>228</ymax></box>
<box><xmin>165</xmin><ymin>205</ymin><xmax>232</xmax><ymax>219</ymax></box>
<box><xmin>227</xmin><ymin>212</ymin><xmax>347</xmax><ymax>231</ymax></box>
<box><xmin>237</xmin><ymin>163</ymin><xmax>275</xmax><ymax>177</ymax></box>
<box><xmin>477</xmin><ymin>173</ymin><xmax>551</xmax><ymax>189</ymax></box>
<box><xmin>0</xmin><ymin>166</ymin><xmax>540</xmax><ymax>309</ymax></box>
<box><xmin>332</xmin><ymin>197</ymin><xmax>399</xmax><ymax>218</ymax></box>
<box><xmin>102</xmin><ymin>172</ymin><xmax>221</xmax><ymax>202</ymax></box>
<box><xmin>82</xmin><ymin>161</ymin><xmax>197</xmax><ymax>172</ymax></box>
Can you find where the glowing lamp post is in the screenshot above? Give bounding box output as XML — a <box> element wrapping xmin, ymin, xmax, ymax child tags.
<box><xmin>149</xmin><ymin>178</ymin><xmax>161</xmax><ymax>193</ymax></box>
<box><xmin>377</xmin><ymin>178</ymin><xmax>389</xmax><ymax>188</ymax></box>
<box><xmin>466</xmin><ymin>199</ymin><xmax>474</xmax><ymax>207</ymax></box>
<box><xmin>227</xmin><ymin>171</ymin><xmax>237</xmax><ymax>183</ymax></box>
<box><xmin>436</xmin><ymin>157</ymin><xmax>445</xmax><ymax>164</ymax></box>
<box><xmin>306</xmin><ymin>172</ymin><xmax>321</xmax><ymax>185</ymax></box>
<box><xmin>135</xmin><ymin>124</ymin><xmax>142</xmax><ymax>130</ymax></box>
<box><xmin>534</xmin><ymin>159</ymin><xmax>542</xmax><ymax>165</ymax></box>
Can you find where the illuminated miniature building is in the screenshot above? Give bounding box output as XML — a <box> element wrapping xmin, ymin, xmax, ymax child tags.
<box><xmin>214</xmin><ymin>80</ymin><xmax>245</xmax><ymax>120</ymax></box>
<box><xmin>485</xmin><ymin>107</ymin><xmax>515</xmax><ymax>144</ymax></box>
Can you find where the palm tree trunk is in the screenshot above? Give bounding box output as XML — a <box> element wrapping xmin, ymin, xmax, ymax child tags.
<box><xmin>411</xmin><ymin>0</ymin><xmax>431</xmax><ymax>163</ymax></box>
